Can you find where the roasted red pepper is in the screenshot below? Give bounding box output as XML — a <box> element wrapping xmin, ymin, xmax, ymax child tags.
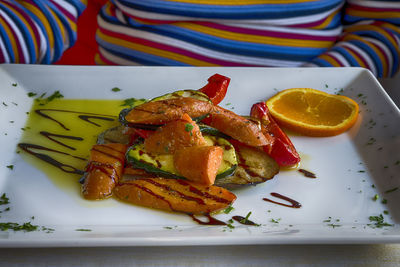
<box><xmin>250</xmin><ymin>102</ymin><xmax>300</xmax><ymax>166</ymax></box>
<box><xmin>198</xmin><ymin>74</ymin><xmax>230</xmax><ymax>105</ymax></box>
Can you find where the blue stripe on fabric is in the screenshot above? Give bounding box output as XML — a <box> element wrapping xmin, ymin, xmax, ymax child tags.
<box><xmin>33</xmin><ymin>0</ymin><xmax>63</xmax><ymax>62</ymax></box>
<box><xmin>100</xmin><ymin>12</ymin><xmax>325</xmax><ymax>62</ymax></box>
<box><xmin>348</xmin><ymin>39</ymin><xmax>383</xmax><ymax>77</ymax></box>
<box><xmin>18</xmin><ymin>5</ymin><xmax>52</xmax><ymax>64</ymax></box>
<box><xmin>0</xmin><ymin>16</ymin><xmax>15</xmax><ymax>62</ymax></box>
<box><xmin>116</xmin><ymin>0</ymin><xmax>343</xmax><ymax>20</ymax></box>
<box><xmin>311</xmin><ymin>57</ymin><xmax>334</xmax><ymax>67</ymax></box>
<box><xmin>0</xmin><ymin>2</ymin><xmax>36</xmax><ymax>62</ymax></box>
<box><xmin>97</xmin><ymin>36</ymin><xmax>190</xmax><ymax>66</ymax></box>
<box><xmin>68</xmin><ymin>0</ymin><xmax>87</xmax><ymax>15</ymax></box>
<box><xmin>350</xmin><ymin>29</ymin><xmax>399</xmax><ymax>77</ymax></box>
<box><xmin>134</xmin><ymin>22</ymin><xmax>325</xmax><ymax>61</ymax></box>
<box><xmin>344</xmin><ymin>14</ymin><xmax>400</xmax><ymax>25</ymax></box>
<box><xmin>43</xmin><ymin>0</ymin><xmax>76</xmax><ymax>48</ymax></box>
<box><xmin>330</xmin><ymin>46</ymin><xmax>360</xmax><ymax>66</ymax></box>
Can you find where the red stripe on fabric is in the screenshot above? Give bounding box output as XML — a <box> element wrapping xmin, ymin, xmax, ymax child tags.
<box><xmin>348</xmin><ymin>3</ymin><xmax>400</xmax><ymax>13</ymax></box>
<box><xmin>195</xmin><ymin>21</ymin><xmax>337</xmax><ymax>41</ymax></box>
<box><xmin>327</xmin><ymin>52</ymin><xmax>344</xmax><ymax>66</ymax></box>
<box><xmin>0</xmin><ymin>45</ymin><xmax>5</xmax><ymax>62</ymax></box>
<box><xmin>99</xmin><ymin>26</ymin><xmax>256</xmax><ymax>66</ymax></box>
<box><xmin>98</xmin><ymin>51</ymin><xmax>117</xmax><ymax>65</ymax></box>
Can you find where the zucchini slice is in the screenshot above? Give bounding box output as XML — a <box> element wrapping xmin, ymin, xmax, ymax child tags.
<box><xmin>150</xmin><ymin>90</ymin><xmax>211</xmax><ymax>103</ymax></box>
<box><xmin>126</xmin><ymin>135</ymin><xmax>237</xmax><ymax>180</ymax></box>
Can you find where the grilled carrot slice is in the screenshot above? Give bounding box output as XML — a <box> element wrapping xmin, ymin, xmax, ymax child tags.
<box><xmin>125</xmin><ymin>97</ymin><xmax>213</xmax><ymax>125</ymax></box>
<box><xmin>82</xmin><ymin>143</ymin><xmax>127</xmax><ymax>200</ymax></box>
<box><xmin>205</xmin><ymin>105</ymin><xmax>269</xmax><ymax>147</ymax></box>
<box><xmin>174</xmin><ymin>146</ymin><xmax>223</xmax><ymax>185</ymax></box>
<box><xmin>144</xmin><ymin>113</ymin><xmax>206</xmax><ymax>154</ymax></box>
<box><xmin>114</xmin><ymin>178</ymin><xmax>236</xmax><ymax>214</ymax></box>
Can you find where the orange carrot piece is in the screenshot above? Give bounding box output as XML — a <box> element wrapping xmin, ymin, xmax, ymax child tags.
<box><xmin>114</xmin><ymin>177</ymin><xmax>236</xmax><ymax>214</ymax></box>
<box><xmin>125</xmin><ymin>97</ymin><xmax>213</xmax><ymax>125</ymax></box>
<box><xmin>82</xmin><ymin>143</ymin><xmax>127</xmax><ymax>200</ymax></box>
<box><xmin>174</xmin><ymin>146</ymin><xmax>223</xmax><ymax>185</ymax></box>
<box><xmin>206</xmin><ymin>105</ymin><xmax>269</xmax><ymax>147</ymax></box>
<box><xmin>144</xmin><ymin>113</ymin><xmax>206</xmax><ymax>154</ymax></box>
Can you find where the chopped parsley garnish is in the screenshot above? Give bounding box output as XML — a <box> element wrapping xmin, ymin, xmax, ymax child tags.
<box><xmin>385</xmin><ymin>187</ymin><xmax>398</xmax><ymax>194</ymax></box>
<box><xmin>270</xmin><ymin>218</ymin><xmax>281</xmax><ymax>224</ymax></box>
<box><xmin>27</xmin><ymin>92</ymin><xmax>37</xmax><ymax>97</ymax></box>
<box><xmin>6</xmin><ymin>165</ymin><xmax>13</xmax><ymax>170</ymax></box>
<box><xmin>368</xmin><ymin>214</ymin><xmax>393</xmax><ymax>228</ymax></box>
<box><xmin>223</xmin><ymin>205</ymin><xmax>234</xmax><ymax>214</ymax></box>
<box><xmin>382</xmin><ymin>199</ymin><xmax>388</xmax><ymax>204</ymax></box>
<box><xmin>75</xmin><ymin>228</ymin><xmax>92</xmax><ymax>232</ymax></box>
<box><xmin>164</xmin><ymin>226</ymin><xmax>173</xmax><ymax>230</ymax></box>
<box><xmin>372</xmin><ymin>194</ymin><xmax>379</xmax><ymax>201</ymax></box>
<box><xmin>12</xmin><ymin>83</ymin><xmax>17</xmax><ymax>87</ymax></box>
<box><xmin>0</xmin><ymin>222</ymin><xmax>38</xmax><ymax>232</ymax></box>
<box><xmin>240</xmin><ymin>212</ymin><xmax>252</xmax><ymax>224</ymax></box>
<box><xmin>111</xmin><ymin>87</ymin><xmax>121</xmax><ymax>92</ymax></box>
<box><xmin>327</xmin><ymin>223</ymin><xmax>341</xmax><ymax>228</ymax></box>
<box><xmin>36</xmin><ymin>90</ymin><xmax>64</xmax><ymax>105</ymax></box>
<box><xmin>0</xmin><ymin>193</ymin><xmax>9</xmax><ymax>205</ymax></box>
<box><xmin>185</xmin><ymin>123</ymin><xmax>194</xmax><ymax>136</ymax></box>
<box><xmin>121</xmin><ymin>98</ymin><xmax>147</xmax><ymax>108</ymax></box>
<box><xmin>226</xmin><ymin>223</ymin><xmax>235</xmax><ymax>229</ymax></box>
<box><xmin>2</xmin><ymin>102</ymin><xmax>8</xmax><ymax>107</ymax></box>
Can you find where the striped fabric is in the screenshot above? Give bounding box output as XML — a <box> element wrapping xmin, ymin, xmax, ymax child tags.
<box><xmin>96</xmin><ymin>0</ymin><xmax>400</xmax><ymax>77</ymax></box>
<box><xmin>0</xmin><ymin>0</ymin><xmax>87</xmax><ymax>64</ymax></box>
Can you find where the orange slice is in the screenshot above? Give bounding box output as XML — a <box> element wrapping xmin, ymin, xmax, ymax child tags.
<box><xmin>266</xmin><ymin>88</ymin><xmax>359</xmax><ymax>137</ymax></box>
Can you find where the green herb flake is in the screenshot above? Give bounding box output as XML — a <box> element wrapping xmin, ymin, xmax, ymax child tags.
<box><xmin>382</xmin><ymin>199</ymin><xmax>388</xmax><ymax>204</ymax></box>
<box><xmin>164</xmin><ymin>226</ymin><xmax>173</xmax><ymax>230</ymax></box>
<box><xmin>226</xmin><ymin>224</ymin><xmax>235</xmax><ymax>229</ymax></box>
<box><xmin>6</xmin><ymin>165</ymin><xmax>13</xmax><ymax>170</ymax></box>
<box><xmin>223</xmin><ymin>205</ymin><xmax>234</xmax><ymax>214</ymax></box>
<box><xmin>27</xmin><ymin>92</ymin><xmax>37</xmax><ymax>97</ymax></box>
<box><xmin>327</xmin><ymin>224</ymin><xmax>341</xmax><ymax>228</ymax></box>
<box><xmin>225</xmin><ymin>103</ymin><xmax>231</xmax><ymax>106</ymax></box>
<box><xmin>372</xmin><ymin>194</ymin><xmax>379</xmax><ymax>201</ymax></box>
<box><xmin>383</xmin><ymin>210</ymin><xmax>389</xmax><ymax>215</ymax></box>
<box><xmin>270</xmin><ymin>218</ymin><xmax>281</xmax><ymax>224</ymax></box>
<box><xmin>121</xmin><ymin>98</ymin><xmax>147</xmax><ymax>108</ymax></box>
<box><xmin>2</xmin><ymin>102</ymin><xmax>8</xmax><ymax>107</ymax></box>
<box><xmin>12</xmin><ymin>83</ymin><xmax>17</xmax><ymax>87</ymax></box>
<box><xmin>111</xmin><ymin>87</ymin><xmax>121</xmax><ymax>92</ymax></box>
<box><xmin>75</xmin><ymin>228</ymin><xmax>92</xmax><ymax>232</ymax></box>
<box><xmin>240</xmin><ymin>211</ymin><xmax>252</xmax><ymax>224</ymax></box>
<box><xmin>368</xmin><ymin>214</ymin><xmax>393</xmax><ymax>228</ymax></box>
<box><xmin>36</xmin><ymin>91</ymin><xmax>64</xmax><ymax>105</ymax></box>
<box><xmin>0</xmin><ymin>222</ymin><xmax>38</xmax><ymax>232</ymax></box>
<box><xmin>0</xmin><ymin>193</ymin><xmax>9</xmax><ymax>205</ymax></box>
<box><xmin>385</xmin><ymin>187</ymin><xmax>398</xmax><ymax>194</ymax></box>
<box><xmin>185</xmin><ymin>123</ymin><xmax>194</xmax><ymax>133</ymax></box>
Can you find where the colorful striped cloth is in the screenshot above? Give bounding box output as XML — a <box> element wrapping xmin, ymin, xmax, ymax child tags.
<box><xmin>95</xmin><ymin>0</ymin><xmax>400</xmax><ymax>77</ymax></box>
<box><xmin>0</xmin><ymin>0</ymin><xmax>87</xmax><ymax>64</ymax></box>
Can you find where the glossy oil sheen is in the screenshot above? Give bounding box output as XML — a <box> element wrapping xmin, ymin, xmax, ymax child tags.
<box><xmin>18</xmin><ymin>99</ymin><xmax>123</xmax><ymax>193</ymax></box>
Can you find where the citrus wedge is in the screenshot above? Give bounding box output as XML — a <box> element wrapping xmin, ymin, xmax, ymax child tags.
<box><xmin>266</xmin><ymin>88</ymin><xmax>359</xmax><ymax>137</ymax></box>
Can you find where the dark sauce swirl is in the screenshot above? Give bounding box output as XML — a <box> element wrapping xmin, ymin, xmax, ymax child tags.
<box><xmin>263</xmin><ymin>192</ymin><xmax>302</xmax><ymax>208</ymax></box>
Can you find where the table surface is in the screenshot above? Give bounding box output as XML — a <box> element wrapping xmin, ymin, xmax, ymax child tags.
<box><xmin>1</xmin><ymin>75</ymin><xmax>399</xmax><ymax>267</ymax></box>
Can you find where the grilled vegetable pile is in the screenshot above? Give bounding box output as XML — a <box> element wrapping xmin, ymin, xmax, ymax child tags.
<box><xmin>81</xmin><ymin>74</ymin><xmax>300</xmax><ymax>214</ymax></box>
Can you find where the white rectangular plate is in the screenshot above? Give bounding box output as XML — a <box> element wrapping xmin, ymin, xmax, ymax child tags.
<box><xmin>0</xmin><ymin>65</ymin><xmax>399</xmax><ymax>247</ymax></box>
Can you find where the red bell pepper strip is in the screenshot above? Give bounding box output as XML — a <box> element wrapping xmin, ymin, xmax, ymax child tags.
<box><xmin>198</xmin><ymin>74</ymin><xmax>230</xmax><ymax>105</ymax></box>
<box><xmin>250</xmin><ymin>102</ymin><xmax>300</xmax><ymax>166</ymax></box>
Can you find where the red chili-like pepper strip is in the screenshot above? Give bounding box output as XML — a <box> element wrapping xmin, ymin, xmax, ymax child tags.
<box><xmin>250</xmin><ymin>102</ymin><xmax>300</xmax><ymax>166</ymax></box>
<box><xmin>198</xmin><ymin>74</ymin><xmax>230</xmax><ymax>105</ymax></box>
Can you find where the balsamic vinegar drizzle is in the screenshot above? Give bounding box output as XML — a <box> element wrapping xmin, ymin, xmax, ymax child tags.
<box><xmin>20</xmin><ymin>108</ymin><xmax>116</xmax><ymax>175</ymax></box>
<box><xmin>189</xmin><ymin>214</ymin><xmax>227</xmax><ymax>225</ymax></box>
<box><xmin>298</xmin><ymin>169</ymin><xmax>317</xmax><ymax>178</ymax></box>
<box><xmin>40</xmin><ymin>131</ymin><xmax>83</xmax><ymax>150</ymax></box>
<box><xmin>18</xmin><ymin>143</ymin><xmax>85</xmax><ymax>175</ymax></box>
<box><xmin>232</xmin><ymin>216</ymin><xmax>258</xmax><ymax>226</ymax></box>
<box><xmin>78</xmin><ymin>115</ymin><xmax>114</xmax><ymax>127</ymax></box>
<box><xmin>35</xmin><ymin>108</ymin><xmax>116</xmax><ymax>130</ymax></box>
<box><xmin>263</xmin><ymin>192</ymin><xmax>302</xmax><ymax>208</ymax></box>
